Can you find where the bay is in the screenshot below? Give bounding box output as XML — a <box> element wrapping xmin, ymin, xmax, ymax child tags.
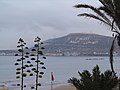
<box><xmin>0</xmin><ymin>56</ymin><xmax>120</xmax><ymax>90</ymax></box>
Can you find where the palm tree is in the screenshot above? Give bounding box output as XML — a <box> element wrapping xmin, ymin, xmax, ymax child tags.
<box><xmin>74</xmin><ymin>0</ymin><xmax>120</xmax><ymax>76</ymax></box>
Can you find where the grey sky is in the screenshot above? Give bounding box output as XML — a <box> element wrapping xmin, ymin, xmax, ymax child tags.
<box><xmin>0</xmin><ymin>0</ymin><xmax>112</xmax><ymax>50</ymax></box>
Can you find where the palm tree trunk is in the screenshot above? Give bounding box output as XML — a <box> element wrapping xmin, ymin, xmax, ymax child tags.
<box><xmin>110</xmin><ymin>35</ymin><xmax>117</xmax><ymax>77</ymax></box>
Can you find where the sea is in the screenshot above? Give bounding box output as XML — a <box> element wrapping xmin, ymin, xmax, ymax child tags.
<box><xmin>0</xmin><ymin>56</ymin><xmax>120</xmax><ymax>90</ymax></box>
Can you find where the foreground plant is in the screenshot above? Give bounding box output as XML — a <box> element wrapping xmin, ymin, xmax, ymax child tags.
<box><xmin>74</xmin><ymin>0</ymin><xmax>120</xmax><ymax>76</ymax></box>
<box><xmin>68</xmin><ymin>65</ymin><xmax>118</xmax><ymax>90</ymax></box>
<box><xmin>30</xmin><ymin>36</ymin><xmax>46</xmax><ymax>90</ymax></box>
<box><xmin>15</xmin><ymin>38</ymin><xmax>31</xmax><ymax>90</ymax></box>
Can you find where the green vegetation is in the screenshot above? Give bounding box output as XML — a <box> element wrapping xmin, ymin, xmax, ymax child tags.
<box><xmin>15</xmin><ymin>37</ymin><xmax>46</xmax><ymax>90</ymax></box>
<box><xmin>68</xmin><ymin>65</ymin><xmax>118</xmax><ymax>90</ymax></box>
<box><xmin>30</xmin><ymin>36</ymin><xmax>46</xmax><ymax>90</ymax></box>
<box><xmin>15</xmin><ymin>38</ymin><xmax>30</xmax><ymax>90</ymax></box>
<box><xmin>74</xmin><ymin>0</ymin><xmax>120</xmax><ymax>77</ymax></box>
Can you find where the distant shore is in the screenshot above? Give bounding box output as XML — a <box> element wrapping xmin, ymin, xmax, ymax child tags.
<box><xmin>0</xmin><ymin>85</ymin><xmax>76</xmax><ymax>90</ymax></box>
<box><xmin>0</xmin><ymin>87</ymin><xmax>8</xmax><ymax>90</ymax></box>
<box><xmin>0</xmin><ymin>54</ymin><xmax>110</xmax><ymax>56</ymax></box>
<box><xmin>53</xmin><ymin>84</ymin><xmax>76</xmax><ymax>90</ymax></box>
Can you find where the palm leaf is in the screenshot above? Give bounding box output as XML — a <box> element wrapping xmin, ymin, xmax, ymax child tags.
<box><xmin>78</xmin><ymin>13</ymin><xmax>111</xmax><ymax>26</ymax></box>
<box><xmin>98</xmin><ymin>6</ymin><xmax>114</xmax><ymax>18</ymax></box>
<box><xmin>113</xmin><ymin>0</ymin><xmax>120</xmax><ymax>10</ymax></box>
<box><xmin>99</xmin><ymin>0</ymin><xmax>114</xmax><ymax>11</ymax></box>
<box><xmin>75</xmin><ymin>4</ymin><xmax>120</xmax><ymax>34</ymax></box>
<box><xmin>74</xmin><ymin>4</ymin><xmax>111</xmax><ymax>25</ymax></box>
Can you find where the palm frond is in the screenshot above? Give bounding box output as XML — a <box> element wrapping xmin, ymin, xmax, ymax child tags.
<box><xmin>113</xmin><ymin>0</ymin><xmax>120</xmax><ymax>28</ymax></box>
<box><xmin>113</xmin><ymin>0</ymin><xmax>120</xmax><ymax>11</ymax></box>
<box><xmin>99</xmin><ymin>0</ymin><xmax>107</xmax><ymax>7</ymax></box>
<box><xmin>74</xmin><ymin>4</ymin><xmax>111</xmax><ymax>27</ymax></box>
<box><xmin>98</xmin><ymin>6</ymin><xmax>114</xmax><ymax>18</ymax></box>
<box><xmin>99</xmin><ymin>0</ymin><xmax>114</xmax><ymax>10</ymax></box>
<box><xmin>78</xmin><ymin>13</ymin><xmax>111</xmax><ymax>26</ymax></box>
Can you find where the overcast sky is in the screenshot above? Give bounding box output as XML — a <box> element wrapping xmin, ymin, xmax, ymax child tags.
<box><xmin>0</xmin><ymin>0</ymin><xmax>112</xmax><ymax>50</ymax></box>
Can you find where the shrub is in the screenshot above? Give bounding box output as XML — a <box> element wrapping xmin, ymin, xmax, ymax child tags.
<box><xmin>68</xmin><ymin>65</ymin><xmax>118</xmax><ymax>90</ymax></box>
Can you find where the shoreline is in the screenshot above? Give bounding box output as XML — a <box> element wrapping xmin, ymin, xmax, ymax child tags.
<box><xmin>53</xmin><ymin>84</ymin><xmax>76</xmax><ymax>90</ymax></box>
<box><xmin>0</xmin><ymin>88</ymin><xmax>8</xmax><ymax>90</ymax></box>
<box><xmin>0</xmin><ymin>84</ymin><xmax>76</xmax><ymax>90</ymax></box>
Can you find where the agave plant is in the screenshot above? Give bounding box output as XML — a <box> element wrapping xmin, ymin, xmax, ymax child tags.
<box><xmin>30</xmin><ymin>36</ymin><xmax>46</xmax><ymax>90</ymax></box>
<box><xmin>74</xmin><ymin>0</ymin><xmax>120</xmax><ymax>77</ymax></box>
<box><xmin>15</xmin><ymin>38</ymin><xmax>32</xmax><ymax>90</ymax></box>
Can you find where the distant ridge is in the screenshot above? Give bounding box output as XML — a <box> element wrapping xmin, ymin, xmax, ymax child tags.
<box><xmin>45</xmin><ymin>33</ymin><xmax>111</xmax><ymax>43</ymax></box>
<box><xmin>0</xmin><ymin>33</ymin><xmax>119</xmax><ymax>56</ymax></box>
<box><xmin>67</xmin><ymin>33</ymin><xmax>105</xmax><ymax>36</ymax></box>
<box><xmin>44</xmin><ymin>33</ymin><xmax>118</xmax><ymax>56</ymax></box>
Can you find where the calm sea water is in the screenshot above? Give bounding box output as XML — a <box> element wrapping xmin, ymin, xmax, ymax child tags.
<box><xmin>0</xmin><ymin>56</ymin><xmax>120</xmax><ymax>90</ymax></box>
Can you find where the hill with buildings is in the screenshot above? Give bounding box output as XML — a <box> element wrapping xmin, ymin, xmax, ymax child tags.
<box><xmin>44</xmin><ymin>33</ymin><xmax>118</xmax><ymax>56</ymax></box>
<box><xmin>0</xmin><ymin>33</ymin><xmax>119</xmax><ymax>56</ymax></box>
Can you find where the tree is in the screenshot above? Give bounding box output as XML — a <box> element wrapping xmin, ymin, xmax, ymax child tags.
<box><xmin>74</xmin><ymin>0</ymin><xmax>120</xmax><ymax>76</ymax></box>
<box><xmin>68</xmin><ymin>65</ymin><xmax>118</xmax><ymax>90</ymax></box>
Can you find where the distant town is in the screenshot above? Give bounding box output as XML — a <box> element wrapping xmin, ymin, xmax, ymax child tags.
<box><xmin>0</xmin><ymin>33</ymin><xmax>119</xmax><ymax>56</ymax></box>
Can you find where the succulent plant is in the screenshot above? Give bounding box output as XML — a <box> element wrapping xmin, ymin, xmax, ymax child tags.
<box><xmin>15</xmin><ymin>38</ymin><xmax>31</xmax><ymax>90</ymax></box>
<box><xmin>30</xmin><ymin>36</ymin><xmax>46</xmax><ymax>90</ymax></box>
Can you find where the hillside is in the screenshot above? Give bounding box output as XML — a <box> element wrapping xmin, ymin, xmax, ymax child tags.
<box><xmin>44</xmin><ymin>33</ymin><xmax>115</xmax><ymax>56</ymax></box>
<box><xmin>0</xmin><ymin>33</ymin><xmax>119</xmax><ymax>56</ymax></box>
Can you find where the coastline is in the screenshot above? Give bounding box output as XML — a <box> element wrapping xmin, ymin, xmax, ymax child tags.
<box><xmin>0</xmin><ymin>88</ymin><xmax>8</xmax><ymax>90</ymax></box>
<box><xmin>1</xmin><ymin>84</ymin><xmax>76</xmax><ymax>90</ymax></box>
<box><xmin>53</xmin><ymin>84</ymin><xmax>76</xmax><ymax>90</ymax></box>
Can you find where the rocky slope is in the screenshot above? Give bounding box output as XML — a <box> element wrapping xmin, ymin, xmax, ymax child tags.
<box><xmin>44</xmin><ymin>33</ymin><xmax>116</xmax><ymax>56</ymax></box>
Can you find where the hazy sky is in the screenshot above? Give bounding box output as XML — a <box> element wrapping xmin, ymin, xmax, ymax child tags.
<box><xmin>0</xmin><ymin>0</ymin><xmax>112</xmax><ymax>50</ymax></box>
